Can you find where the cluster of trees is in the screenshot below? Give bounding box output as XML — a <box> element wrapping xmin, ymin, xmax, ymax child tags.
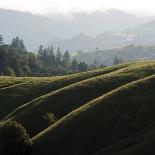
<box><xmin>37</xmin><ymin>45</ymin><xmax>89</xmax><ymax>75</ymax></box>
<box><xmin>0</xmin><ymin>35</ymin><xmax>124</xmax><ymax>77</ymax></box>
<box><xmin>0</xmin><ymin>113</ymin><xmax>57</xmax><ymax>155</ymax></box>
<box><xmin>0</xmin><ymin>36</ymin><xmax>39</xmax><ymax>76</ymax></box>
<box><xmin>0</xmin><ymin>35</ymin><xmax>89</xmax><ymax>77</ymax></box>
<box><xmin>0</xmin><ymin>112</ymin><xmax>57</xmax><ymax>154</ymax></box>
<box><xmin>0</xmin><ymin>121</ymin><xmax>32</xmax><ymax>155</ymax></box>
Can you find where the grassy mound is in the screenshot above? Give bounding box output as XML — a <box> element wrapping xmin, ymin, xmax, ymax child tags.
<box><xmin>6</xmin><ymin>61</ymin><xmax>155</xmax><ymax>136</ymax></box>
<box><xmin>0</xmin><ymin>64</ymin><xmax>124</xmax><ymax>119</ymax></box>
<box><xmin>32</xmin><ymin>74</ymin><xmax>155</xmax><ymax>155</ymax></box>
<box><xmin>0</xmin><ymin>76</ymin><xmax>26</xmax><ymax>89</ymax></box>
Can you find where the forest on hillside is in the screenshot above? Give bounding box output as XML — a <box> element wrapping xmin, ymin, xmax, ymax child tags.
<box><xmin>0</xmin><ymin>35</ymin><xmax>92</xmax><ymax>76</ymax></box>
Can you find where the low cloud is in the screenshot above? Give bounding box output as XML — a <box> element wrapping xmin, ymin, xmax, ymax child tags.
<box><xmin>0</xmin><ymin>0</ymin><xmax>155</xmax><ymax>16</ymax></box>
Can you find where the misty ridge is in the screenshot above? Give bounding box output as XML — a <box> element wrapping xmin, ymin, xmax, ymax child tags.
<box><xmin>1</xmin><ymin>8</ymin><xmax>155</xmax><ymax>52</ymax></box>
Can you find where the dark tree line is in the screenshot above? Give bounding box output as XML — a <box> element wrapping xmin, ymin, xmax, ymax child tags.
<box><xmin>0</xmin><ymin>35</ymin><xmax>89</xmax><ymax>77</ymax></box>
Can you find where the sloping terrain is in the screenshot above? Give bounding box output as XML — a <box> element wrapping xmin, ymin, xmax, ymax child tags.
<box><xmin>1</xmin><ymin>60</ymin><xmax>155</xmax><ymax>155</ymax></box>
<box><xmin>0</xmin><ymin>64</ymin><xmax>124</xmax><ymax>119</ymax></box>
<box><xmin>5</xmin><ymin>61</ymin><xmax>155</xmax><ymax>137</ymax></box>
<box><xmin>32</xmin><ymin>74</ymin><xmax>155</xmax><ymax>155</ymax></box>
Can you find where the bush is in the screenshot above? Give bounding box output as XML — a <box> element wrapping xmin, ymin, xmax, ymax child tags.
<box><xmin>0</xmin><ymin>121</ymin><xmax>32</xmax><ymax>155</ymax></box>
<box><xmin>43</xmin><ymin>113</ymin><xmax>57</xmax><ymax>126</ymax></box>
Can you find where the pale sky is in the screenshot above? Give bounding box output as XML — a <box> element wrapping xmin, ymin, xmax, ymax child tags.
<box><xmin>1</xmin><ymin>0</ymin><xmax>155</xmax><ymax>16</ymax></box>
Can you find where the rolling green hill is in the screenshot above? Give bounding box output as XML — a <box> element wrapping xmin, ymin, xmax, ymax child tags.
<box><xmin>32</xmin><ymin>74</ymin><xmax>155</xmax><ymax>155</ymax></box>
<box><xmin>0</xmin><ymin>64</ymin><xmax>125</xmax><ymax>119</ymax></box>
<box><xmin>1</xmin><ymin>60</ymin><xmax>155</xmax><ymax>155</ymax></box>
<box><xmin>5</xmin><ymin>61</ymin><xmax>155</xmax><ymax>137</ymax></box>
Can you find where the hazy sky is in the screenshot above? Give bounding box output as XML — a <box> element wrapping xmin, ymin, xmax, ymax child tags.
<box><xmin>1</xmin><ymin>0</ymin><xmax>155</xmax><ymax>16</ymax></box>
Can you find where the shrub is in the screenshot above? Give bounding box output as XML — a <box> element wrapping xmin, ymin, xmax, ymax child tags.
<box><xmin>0</xmin><ymin>121</ymin><xmax>32</xmax><ymax>155</ymax></box>
<box><xmin>43</xmin><ymin>113</ymin><xmax>57</xmax><ymax>126</ymax></box>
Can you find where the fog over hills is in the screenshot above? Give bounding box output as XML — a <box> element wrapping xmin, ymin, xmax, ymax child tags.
<box><xmin>1</xmin><ymin>8</ymin><xmax>155</xmax><ymax>52</ymax></box>
<box><xmin>125</xmin><ymin>20</ymin><xmax>155</xmax><ymax>44</ymax></box>
<box><xmin>73</xmin><ymin>44</ymin><xmax>155</xmax><ymax>66</ymax></box>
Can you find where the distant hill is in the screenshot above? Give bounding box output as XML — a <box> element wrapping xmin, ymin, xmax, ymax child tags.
<box><xmin>0</xmin><ymin>8</ymin><xmax>154</xmax><ymax>51</ymax></box>
<box><xmin>54</xmin><ymin>20</ymin><xmax>155</xmax><ymax>52</ymax></box>
<box><xmin>125</xmin><ymin>20</ymin><xmax>155</xmax><ymax>45</ymax></box>
<box><xmin>73</xmin><ymin>44</ymin><xmax>155</xmax><ymax>65</ymax></box>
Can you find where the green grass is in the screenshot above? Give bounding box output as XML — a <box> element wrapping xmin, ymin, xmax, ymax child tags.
<box><xmin>32</xmin><ymin>74</ymin><xmax>155</xmax><ymax>155</ymax></box>
<box><xmin>1</xmin><ymin>60</ymin><xmax>155</xmax><ymax>155</ymax></box>
<box><xmin>0</xmin><ymin>63</ymin><xmax>126</xmax><ymax>119</ymax></box>
<box><xmin>5</xmin><ymin>61</ymin><xmax>155</xmax><ymax>136</ymax></box>
<box><xmin>0</xmin><ymin>76</ymin><xmax>26</xmax><ymax>89</ymax></box>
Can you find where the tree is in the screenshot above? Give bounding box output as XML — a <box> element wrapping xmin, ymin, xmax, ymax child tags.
<box><xmin>0</xmin><ymin>121</ymin><xmax>32</xmax><ymax>155</ymax></box>
<box><xmin>38</xmin><ymin>45</ymin><xmax>56</xmax><ymax>68</ymax></box>
<box><xmin>47</xmin><ymin>46</ymin><xmax>55</xmax><ymax>67</ymax></box>
<box><xmin>38</xmin><ymin>45</ymin><xmax>44</xmax><ymax>56</ymax></box>
<box><xmin>28</xmin><ymin>53</ymin><xmax>39</xmax><ymax>76</ymax></box>
<box><xmin>0</xmin><ymin>47</ymin><xmax>8</xmax><ymax>73</ymax></box>
<box><xmin>71</xmin><ymin>59</ymin><xmax>79</xmax><ymax>72</ymax></box>
<box><xmin>22</xmin><ymin>65</ymin><xmax>31</xmax><ymax>76</ymax></box>
<box><xmin>7</xmin><ymin>48</ymin><xmax>20</xmax><ymax>76</ymax></box>
<box><xmin>113</xmin><ymin>56</ymin><xmax>123</xmax><ymax>65</ymax></box>
<box><xmin>55</xmin><ymin>47</ymin><xmax>62</xmax><ymax>66</ymax></box>
<box><xmin>0</xmin><ymin>35</ymin><xmax>4</xmax><ymax>45</ymax></box>
<box><xmin>16</xmin><ymin>67</ymin><xmax>24</xmax><ymax>77</ymax></box>
<box><xmin>62</xmin><ymin>50</ymin><xmax>71</xmax><ymax>72</ymax></box>
<box><xmin>10</xmin><ymin>37</ymin><xmax>26</xmax><ymax>52</ymax></box>
<box><xmin>0</xmin><ymin>36</ymin><xmax>91</xmax><ymax>76</ymax></box>
<box><xmin>78</xmin><ymin>62</ymin><xmax>88</xmax><ymax>72</ymax></box>
<box><xmin>43</xmin><ymin>113</ymin><xmax>57</xmax><ymax>126</ymax></box>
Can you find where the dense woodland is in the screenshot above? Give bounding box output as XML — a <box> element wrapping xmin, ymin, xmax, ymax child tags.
<box><xmin>0</xmin><ymin>35</ymin><xmax>123</xmax><ymax>77</ymax></box>
<box><xmin>0</xmin><ymin>35</ymin><xmax>91</xmax><ymax>76</ymax></box>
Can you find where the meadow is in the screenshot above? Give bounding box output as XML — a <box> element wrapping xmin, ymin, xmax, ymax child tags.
<box><xmin>1</xmin><ymin>60</ymin><xmax>155</xmax><ymax>155</ymax></box>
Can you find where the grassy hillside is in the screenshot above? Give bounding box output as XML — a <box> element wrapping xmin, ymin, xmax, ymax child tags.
<box><xmin>5</xmin><ymin>61</ymin><xmax>155</xmax><ymax>136</ymax></box>
<box><xmin>32</xmin><ymin>74</ymin><xmax>155</xmax><ymax>155</ymax></box>
<box><xmin>1</xmin><ymin>60</ymin><xmax>155</xmax><ymax>155</ymax></box>
<box><xmin>0</xmin><ymin>76</ymin><xmax>31</xmax><ymax>89</ymax></box>
<box><xmin>0</xmin><ymin>64</ymin><xmax>125</xmax><ymax>119</ymax></box>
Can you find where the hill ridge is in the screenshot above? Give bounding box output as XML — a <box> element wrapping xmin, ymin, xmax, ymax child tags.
<box><xmin>32</xmin><ymin>74</ymin><xmax>155</xmax><ymax>155</ymax></box>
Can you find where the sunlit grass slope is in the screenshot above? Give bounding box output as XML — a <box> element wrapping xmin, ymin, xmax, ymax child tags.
<box><xmin>32</xmin><ymin>74</ymin><xmax>155</xmax><ymax>155</ymax></box>
<box><xmin>1</xmin><ymin>60</ymin><xmax>155</xmax><ymax>155</ymax></box>
<box><xmin>5</xmin><ymin>61</ymin><xmax>155</xmax><ymax>137</ymax></box>
<box><xmin>0</xmin><ymin>76</ymin><xmax>26</xmax><ymax>89</ymax></box>
<box><xmin>0</xmin><ymin>64</ymin><xmax>124</xmax><ymax>119</ymax></box>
